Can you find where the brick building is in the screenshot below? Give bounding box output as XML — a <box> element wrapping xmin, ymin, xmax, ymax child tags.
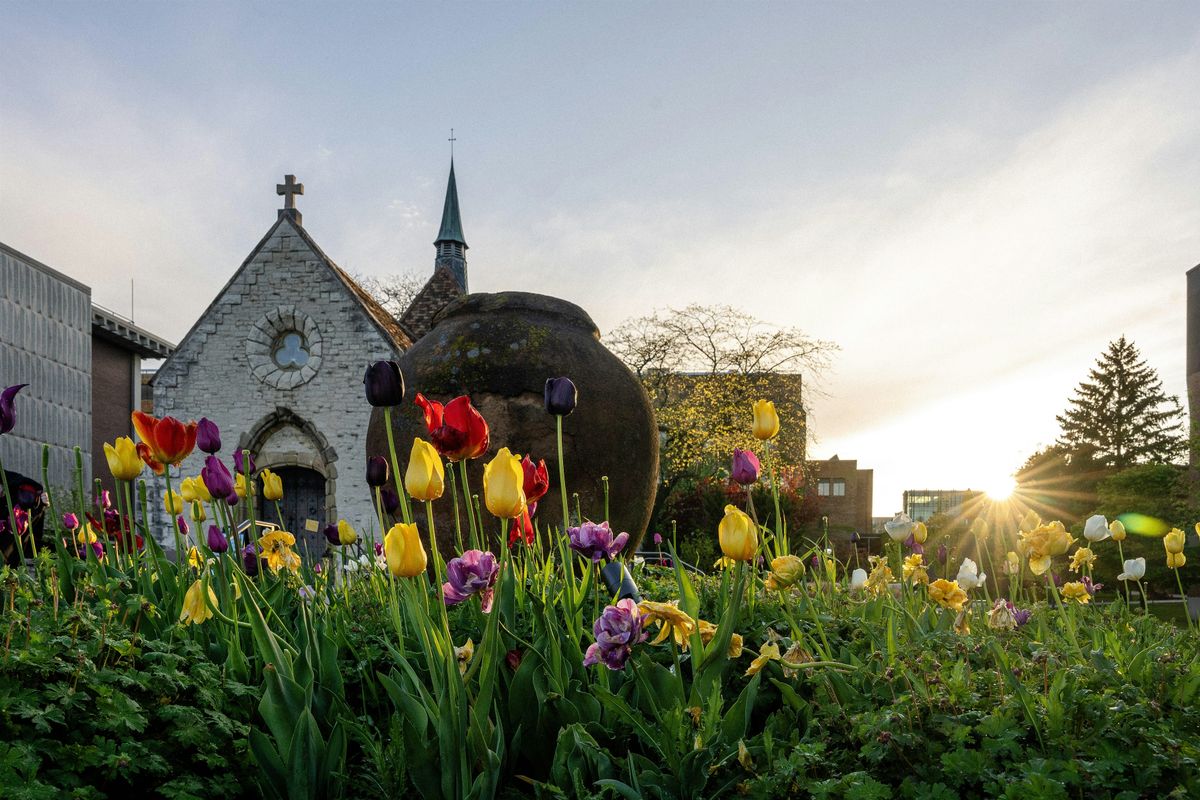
<box><xmin>809</xmin><ymin>455</ymin><xmax>873</xmax><ymax>541</ymax></box>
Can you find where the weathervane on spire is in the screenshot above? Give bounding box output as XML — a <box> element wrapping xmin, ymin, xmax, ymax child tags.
<box><xmin>449</xmin><ymin>128</ymin><xmax>456</xmax><ymax>159</ymax></box>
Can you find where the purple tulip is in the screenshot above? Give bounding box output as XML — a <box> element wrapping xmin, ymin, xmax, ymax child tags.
<box><xmin>583</xmin><ymin>598</ymin><xmax>646</xmax><ymax>670</ymax></box>
<box><xmin>937</xmin><ymin>543</ymin><xmax>948</xmax><ymax>564</ymax></box>
<box><xmin>374</xmin><ymin>541</ymin><xmax>384</xmax><ymax>557</ymax></box>
<box><xmin>903</xmin><ymin>533</ymin><xmax>924</xmax><ymax>555</ymax></box>
<box><xmin>568</xmin><ymin>521</ymin><xmax>629</xmax><ymax>563</ymax></box>
<box><xmin>196</xmin><ymin>418</ymin><xmax>222</xmax><ymax>454</ymax></box>
<box><xmin>1083</xmin><ymin>576</ymin><xmax>1103</xmax><ymax>596</ymax></box>
<box><xmin>1011</xmin><ymin>605</ymin><xmax>1032</xmax><ymax>627</ymax></box>
<box><xmin>850</xmin><ymin>531</ymin><xmax>861</xmax><ymax>543</ymax></box>
<box><xmin>97</xmin><ymin>489</ymin><xmax>113</xmax><ymax>510</ymax></box>
<box><xmin>363</xmin><ymin>361</ymin><xmax>405</xmax><ymax>407</ymax></box>
<box><xmin>202</xmin><ymin>455</ymin><xmax>236</xmax><ymax>504</ymax></box>
<box><xmin>233</xmin><ymin>450</ymin><xmax>256</xmax><ymax>476</ymax></box>
<box><xmin>62</xmin><ymin>512</ymin><xmax>79</xmax><ymax>530</ymax></box>
<box><xmin>241</xmin><ymin>544</ymin><xmax>260</xmax><ymax>576</ymax></box>
<box><xmin>544</xmin><ymin>377</ymin><xmax>578</xmax><ymax>416</ymax></box>
<box><xmin>177</xmin><ymin>516</ymin><xmax>189</xmax><ymax>537</ymax></box>
<box><xmin>77</xmin><ymin>540</ymin><xmax>104</xmax><ymax>560</ymax></box>
<box><xmin>730</xmin><ymin>448</ymin><xmax>761</xmax><ymax>486</ymax></box>
<box><xmin>442</xmin><ymin>549</ymin><xmax>499</xmax><ymax>612</ymax></box>
<box><xmin>653</xmin><ymin>532</ymin><xmax>663</xmax><ymax>546</ymax></box>
<box><xmin>0</xmin><ymin>384</ymin><xmax>28</xmax><ymax>435</ymax></box>
<box><xmin>206</xmin><ymin>524</ymin><xmax>229</xmax><ymax>554</ymax></box>
<box><xmin>366</xmin><ymin>456</ymin><xmax>389</xmax><ymax>488</ymax></box>
<box><xmin>323</xmin><ymin>523</ymin><xmax>340</xmax><ymax>546</ymax></box>
<box><xmin>380</xmin><ymin>487</ymin><xmax>400</xmax><ymax>515</ymax></box>
<box><xmin>298</xmin><ymin>585</ymin><xmax>316</xmax><ymax>602</ymax></box>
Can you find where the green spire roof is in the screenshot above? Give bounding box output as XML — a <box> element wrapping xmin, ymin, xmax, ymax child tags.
<box><xmin>434</xmin><ymin>161</ymin><xmax>468</xmax><ymax>248</ymax></box>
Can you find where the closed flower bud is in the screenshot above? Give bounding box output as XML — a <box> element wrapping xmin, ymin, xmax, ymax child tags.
<box><xmin>181</xmin><ymin>475</ymin><xmax>212</xmax><ymax>504</ymax></box>
<box><xmin>544</xmin><ymin>376</ymin><xmax>578</xmax><ymax>416</ymax></box>
<box><xmin>201</xmin><ymin>456</ymin><xmax>236</xmax><ymax>503</ymax></box>
<box><xmin>260</xmin><ymin>468</ymin><xmax>283</xmax><ymax>501</ymax></box>
<box><xmin>405</xmin><ymin>438</ymin><xmax>445</xmax><ymax>502</ymax></box>
<box><xmin>483</xmin><ymin>447</ymin><xmax>527</xmax><ymax>519</ymax></box>
<box><xmin>380</xmin><ymin>487</ymin><xmax>400</xmax><ymax>515</ymax></box>
<box><xmin>718</xmin><ymin>504</ymin><xmax>757</xmax><ymax>561</ymax></box>
<box><xmin>730</xmin><ymin>448</ymin><xmax>761</xmax><ymax>486</ymax></box>
<box><xmin>104</xmin><ymin>437</ymin><xmax>144</xmax><ymax>481</ymax></box>
<box><xmin>366</xmin><ymin>455</ymin><xmax>389</xmax><ymax>488</ymax></box>
<box><xmin>337</xmin><ymin>520</ymin><xmax>357</xmax><ymax>545</ymax></box>
<box><xmin>196</xmin><ymin>418</ymin><xmax>221</xmax><ymax>454</ymax></box>
<box><xmin>363</xmin><ymin>361</ymin><xmax>405</xmax><ymax>407</ymax></box>
<box><xmin>164</xmin><ymin>490</ymin><xmax>184</xmax><ymax>515</ymax></box>
<box><xmin>1083</xmin><ymin>514</ymin><xmax>1110</xmax><ymax>542</ymax></box>
<box><xmin>751</xmin><ymin>400</ymin><xmax>779</xmax><ymax>440</ymax></box>
<box><xmin>385</xmin><ymin>522</ymin><xmax>427</xmax><ymax>577</ymax></box>
<box><xmin>190</xmin><ymin>501</ymin><xmax>207</xmax><ymax>522</ymax></box>
<box><xmin>206</xmin><ymin>525</ymin><xmax>229</xmax><ymax>554</ymax></box>
<box><xmin>241</xmin><ymin>544</ymin><xmax>260</xmax><ymax>576</ymax></box>
<box><xmin>1110</xmin><ymin>519</ymin><xmax>1127</xmax><ymax>541</ymax></box>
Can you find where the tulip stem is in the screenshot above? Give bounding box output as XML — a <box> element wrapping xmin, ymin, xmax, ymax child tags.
<box><xmin>1173</xmin><ymin>568</ymin><xmax>1194</xmax><ymax>632</ymax></box>
<box><xmin>163</xmin><ymin>470</ymin><xmax>186</xmax><ymax>566</ymax></box>
<box><xmin>239</xmin><ymin>450</ymin><xmax>260</xmax><ymax>551</ymax></box>
<box><xmin>762</xmin><ymin>442</ymin><xmax>786</xmax><ymax>556</ymax></box>
<box><xmin>556</xmin><ymin>415</ymin><xmax>570</xmax><ymax>535</ymax></box>
<box><xmin>383</xmin><ymin>409</ymin><xmax>414</xmax><ymax>525</ymax></box>
<box><xmin>457</xmin><ymin>460</ymin><xmax>480</xmax><ymax>552</ymax></box>
<box><xmin>447</xmin><ymin>465</ymin><xmax>464</xmax><ymax>553</ymax></box>
<box><xmin>1117</xmin><ymin>540</ymin><xmax>1131</xmax><ymax>608</ymax></box>
<box><xmin>0</xmin><ymin>452</ymin><xmax>25</xmax><ymax>563</ymax></box>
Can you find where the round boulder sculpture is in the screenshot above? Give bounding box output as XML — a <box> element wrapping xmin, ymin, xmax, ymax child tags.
<box><xmin>366</xmin><ymin>292</ymin><xmax>660</xmax><ymax>556</ymax></box>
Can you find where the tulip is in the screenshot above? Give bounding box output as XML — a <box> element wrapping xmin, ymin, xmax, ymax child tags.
<box><xmin>1110</xmin><ymin>519</ymin><xmax>1127</xmax><ymax>541</ymax></box>
<box><xmin>241</xmin><ymin>545</ymin><xmax>260</xmax><ymax>576</ymax></box>
<box><xmin>201</xmin><ymin>455</ymin><xmax>236</xmax><ymax>504</ymax></box>
<box><xmin>206</xmin><ymin>525</ymin><xmax>229</xmax><ymax>554</ymax></box>
<box><xmin>956</xmin><ymin>558</ymin><xmax>987</xmax><ymax>591</ymax></box>
<box><xmin>1019</xmin><ymin>509</ymin><xmax>1041</xmax><ymax>532</ymax></box>
<box><xmin>1069</xmin><ymin>546</ymin><xmax>1096</xmax><ymax>573</ymax></box>
<box><xmin>322</xmin><ymin>522</ymin><xmax>340</xmax><ymax>546</ymax></box>
<box><xmin>937</xmin><ymin>542</ymin><xmax>949</xmax><ymax>565</ymax></box>
<box><xmin>912</xmin><ymin>521</ymin><xmax>928</xmax><ymax>545</ymax></box>
<box><xmin>234</xmin><ymin>473</ymin><xmax>249</xmax><ymax>500</ymax></box>
<box><xmin>164</xmin><ymin>490</ymin><xmax>184</xmax><ymax>516</ymax></box>
<box><xmin>903</xmin><ymin>553</ymin><xmax>929</xmax><ymax>584</ymax></box>
<box><xmin>718</xmin><ymin>504</ymin><xmax>757</xmax><ymax>561</ymax></box>
<box><xmin>765</xmin><ymin>555</ymin><xmax>804</xmax><ymax>590</ymax></box>
<box><xmin>177</xmin><ymin>516</ymin><xmax>190</xmax><ymax>537</ymax></box>
<box><xmin>103</xmin><ymin>437</ymin><xmax>143</xmax><ymax>481</ymax></box>
<box><xmin>443</xmin><ymin>549</ymin><xmax>499</xmax><ymax>611</ymax></box>
<box><xmin>234</xmin><ymin>450</ymin><xmax>256</xmax><ymax>475</ymax></box>
<box><xmin>1164</xmin><ymin>527</ymin><xmax>1187</xmax><ymax>569</ymax></box>
<box><xmin>544</xmin><ymin>376</ymin><xmax>578</xmax><ymax>416</ymax></box>
<box><xmin>258</xmin><ymin>529</ymin><xmax>300</xmax><ymax>573</ymax></box>
<box><xmin>190</xmin><ymin>501</ymin><xmax>206</xmax><ymax>523</ymax></box>
<box><xmin>366</xmin><ymin>455</ymin><xmax>389</xmax><ymax>487</ymax></box>
<box><xmin>1118</xmin><ymin>558</ymin><xmax>1146</xmax><ymax>581</ymax></box>
<box><xmin>405</xmin><ymin>438</ymin><xmax>445</xmax><ymax>502</ymax></box>
<box><xmin>132</xmin><ymin>410</ymin><xmax>197</xmax><ymax>466</ymax></box>
<box><xmin>751</xmin><ymin>399</ymin><xmax>779</xmax><ymax>440</ymax></box>
<box><xmin>260</xmin><ymin>468</ymin><xmax>283</xmax><ymax>501</ymax></box>
<box><xmin>582</xmin><ymin>599</ymin><xmax>646</xmax><ymax>670</ymax></box>
<box><xmin>849</xmin><ymin>568</ymin><xmax>868</xmax><ymax>592</ymax></box>
<box><xmin>380</xmin><ymin>487</ymin><xmax>400</xmax><ymax>515</ymax></box>
<box><xmin>384</xmin><ymin>522</ymin><xmax>427</xmax><ymax>577</ymax></box>
<box><xmin>883</xmin><ymin>512</ymin><xmax>914</xmax><ymax>543</ymax></box>
<box><xmin>1083</xmin><ymin>514</ymin><xmax>1110</xmax><ymax>543</ymax></box>
<box><xmin>180</xmin><ymin>475</ymin><xmax>212</xmax><ymax>504</ymax></box>
<box><xmin>414</xmin><ymin>394</ymin><xmax>490</xmax><ymax>461</ymax></box>
<box><xmin>521</xmin><ymin>456</ymin><xmax>550</xmax><ymax>504</ymax></box>
<box><xmin>324</xmin><ymin>519</ymin><xmax>357</xmax><ymax>546</ymax></box>
<box><xmin>1020</xmin><ymin>521</ymin><xmax>1075</xmax><ymax>575</ymax></box>
<box><xmin>1061</xmin><ymin>581</ymin><xmax>1091</xmax><ymax>605</ymax></box>
<box><xmin>653</xmin><ymin>532</ymin><xmax>663</xmax><ymax>546</ymax></box>
<box><xmin>969</xmin><ymin>518</ymin><xmax>990</xmax><ymax>542</ymax></box>
<box><xmin>0</xmin><ymin>384</ymin><xmax>28</xmax><ymax>435</ymax></box>
<box><xmin>363</xmin><ymin>361</ymin><xmax>406</xmax><ymax>407</ymax></box>
<box><xmin>196</xmin><ymin>418</ymin><xmax>221</xmax><ymax>454</ymax></box>
<box><xmin>509</xmin><ymin>506</ymin><xmax>535</xmax><ymax>547</ymax></box>
<box><xmin>568</xmin><ymin>520</ymin><xmax>630</xmax><ymax>562</ymax></box>
<box><xmin>179</xmin><ymin>579</ymin><xmax>218</xmax><ymax>625</ymax></box>
<box><xmin>483</xmin><ymin>447</ymin><xmax>526</xmax><ymax>519</ymax></box>
<box><xmin>928</xmin><ymin>579</ymin><xmax>968</xmax><ymax>611</ymax></box>
<box><xmin>62</xmin><ymin>512</ymin><xmax>79</xmax><ymax>530</ymax></box>
<box><xmin>988</xmin><ymin>600</ymin><xmax>1017</xmax><ymax>631</ymax></box>
<box><xmin>730</xmin><ymin>448</ymin><xmax>761</xmax><ymax>486</ymax></box>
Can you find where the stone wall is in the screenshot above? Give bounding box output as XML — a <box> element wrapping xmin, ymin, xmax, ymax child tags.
<box><xmin>0</xmin><ymin>243</ymin><xmax>92</xmax><ymax>491</ymax></box>
<box><xmin>152</xmin><ymin>217</ymin><xmax>402</xmax><ymax>549</ymax></box>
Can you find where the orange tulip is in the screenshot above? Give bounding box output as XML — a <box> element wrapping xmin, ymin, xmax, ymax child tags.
<box><xmin>132</xmin><ymin>411</ymin><xmax>198</xmax><ymax>466</ymax></box>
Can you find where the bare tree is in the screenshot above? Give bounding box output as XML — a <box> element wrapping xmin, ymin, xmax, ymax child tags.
<box><xmin>349</xmin><ymin>271</ymin><xmax>426</xmax><ymax>318</ymax></box>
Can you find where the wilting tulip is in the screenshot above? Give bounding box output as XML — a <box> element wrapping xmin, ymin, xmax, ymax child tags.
<box><xmin>521</xmin><ymin>456</ymin><xmax>550</xmax><ymax>504</ymax></box>
<box><xmin>483</xmin><ymin>447</ymin><xmax>526</xmax><ymax>519</ymax></box>
<box><xmin>443</xmin><ymin>549</ymin><xmax>500</xmax><ymax>611</ymax></box>
<box><xmin>260</xmin><ymin>468</ymin><xmax>283</xmax><ymax>501</ymax></box>
<box><xmin>180</xmin><ymin>475</ymin><xmax>212</xmax><ymax>504</ymax></box>
<box><xmin>206</xmin><ymin>525</ymin><xmax>229</xmax><ymax>554</ymax></box>
<box><xmin>730</xmin><ymin>448</ymin><xmax>761</xmax><ymax>486</ymax></box>
<box><xmin>405</xmin><ymin>438</ymin><xmax>445</xmax><ymax>502</ymax></box>
<box><xmin>751</xmin><ymin>399</ymin><xmax>779</xmax><ymax>440</ymax></box>
<box><xmin>1164</xmin><ymin>528</ymin><xmax>1187</xmax><ymax>569</ymax></box>
<box><xmin>544</xmin><ymin>377</ymin><xmax>578</xmax><ymax>416</ymax></box>
<box><xmin>568</xmin><ymin>520</ymin><xmax>630</xmax><ymax>562</ymax></box>
<box><xmin>241</xmin><ymin>545</ymin><xmax>260</xmax><ymax>576</ymax></box>
<box><xmin>201</xmin><ymin>455</ymin><xmax>236</xmax><ymax>504</ymax></box>
<box><xmin>884</xmin><ymin>512</ymin><xmax>914</xmax><ymax>543</ymax></box>
<box><xmin>718</xmin><ymin>504</ymin><xmax>758</xmax><ymax>561</ymax></box>
<box><xmin>928</xmin><ymin>579</ymin><xmax>968</xmax><ymax>611</ymax></box>
<box><xmin>179</xmin><ymin>579</ymin><xmax>218</xmax><ymax>625</ymax></box>
<box><xmin>1110</xmin><ymin>519</ymin><xmax>1127</xmax><ymax>541</ymax></box>
<box><xmin>414</xmin><ymin>394</ymin><xmax>490</xmax><ymax>461</ymax></box>
<box><xmin>196</xmin><ymin>418</ymin><xmax>221</xmax><ymax>454</ymax></box>
<box><xmin>0</xmin><ymin>384</ymin><xmax>28</xmax><ymax>435</ymax></box>
<box><xmin>1118</xmin><ymin>557</ymin><xmax>1146</xmax><ymax>581</ymax></box>
<box><xmin>385</xmin><ymin>522</ymin><xmax>427</xmax><ymax>577</ymax></box>
<box><xmin>988</xmin><ymin>600</ymin><xmax>1017</xmax><ymax>631</ymax></box>
<box><xmin>1083</xmin><ymin>514</ymin><xmax>1110</xmax><ymax>543</ymax></box>
<box><xmin>366</xmin><ymin>456</ymin><xmax>389</xmax><ymax>487</ymax></box>
<box><xmin>765</xmin><ymin>555</ymin><xmax>804</xmax><ymax>590</ymax></box>
<box><xmin>1061</xmin><ymin>581</ymin><xmax>1091</xmax><ymax>605</ymax></box>
<box><xmin>102</xmin><ymin>437</ymin><xmax>142</xmax><ymax>481</ymax></box>
<box><xmin>132</xmin><ymin>411</ymin><xmax>197</xmax><ymax>466</ymax></box>
<box><xmin>364</xmin><ymin>361</ymin><xmax>405</xmax><ymax>407</ymax></box>
<box><xmin>582</xmin><ymin>598</ymin><xmax>646</xmax><ymax>670</ymax></box>
<box><xmin>164</xmin><ymin>490</ymin><xmax>184</xmax><ymax>516</ymax></box>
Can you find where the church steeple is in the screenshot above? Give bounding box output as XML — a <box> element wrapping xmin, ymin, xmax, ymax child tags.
<box><xmin>433</xmin><ymin>160</ymin><xmax>468</xmax><ymax>291</ymax></box>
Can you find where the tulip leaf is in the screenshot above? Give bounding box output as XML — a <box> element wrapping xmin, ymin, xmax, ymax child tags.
<box><xmin>247</xmin><ymin>726</ymin><xmax>287</xmax><ymax>800</ymax></box>
<box><xmin>668</xmin><ymin>544</ymin><xmax>701</xmax><ymax>620</ymax></box>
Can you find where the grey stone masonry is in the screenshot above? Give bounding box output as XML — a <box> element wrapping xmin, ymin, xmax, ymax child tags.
<box><xmin>151</xmin><ymin>216</ymin><xmax>404</xmax><ymax>548</ymax></box>
<box><xmin>0</xmin><ymin>243</ymin><xmax>92</xmax><ymax>491</ymax></box>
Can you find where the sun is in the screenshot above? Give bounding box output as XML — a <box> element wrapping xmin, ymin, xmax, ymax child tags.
<box><xmin>982</xmin><ymin>476</ymin><xmax>1017</xmax><ymax>502</ymax></box>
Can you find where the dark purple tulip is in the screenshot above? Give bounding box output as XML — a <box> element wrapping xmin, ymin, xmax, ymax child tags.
<box><xmin>1011</xmin><ymin>605</ymin><xmax>1032</xmax><ymax>627</ymax></box>
<box><xmin>201</xmin><ymin>455</ymin><xmax>236</xmax><ymax>504</ymax></box>
<box><xmin>850</xmin><ymin>531</ymin><xmax>861</xmax><ymax>543</ymax></box>
<box><xmin>366</xmin><ymin>456</ymin><xmax>389</xmax><ymax>488</ymax></box>
<box><xmin>234</xmin><ymin>450</ymin><xmax>256</xmax><ymax>475</ymax></box>
<box><xmin>1083</xmin><ymin>576</ymin><xmax>1103</xmax><ymax>596</ymax></box>
<box><xmin>241</xmin><ymin>545</ymin><xmax>260</xmax><ymax>576</ymax></box>
<box><xmin>323</xmin><ymin>522</ymin><xmax>340</xmax><ymax>546</ymax></box>
<box><xmin>206</xmin><ymin>525</ymin><xmax>229</xmax><ymax>554</ymax></box>
<box><xmin>97</xmin><ymin>489</ymin><xmax>113</xmax><ymax>510</ymax></box>
<box><xmin>380</xmin><ymin>487</ymin><xmax>400</xmax><ymax>515</ymax></box>
<box><xmin>0</xmin><ymin>384</ymin><xmax>28</xmax><ymax>435</ymax></box>
<box><xmin>568</xmin><ymin>521</ymin><xmax>629</xmax><ymax>563</ymax></box>
<box><xmin>363</xmin><ymin>361</ymin><xmax>405</xmax><ymax>407</ymax></box>
<box><xmin>937</xmin><ymin>542</ymin><xmax>948</xmax><ymax>564</ymax></box>
<box><xmin>196</xmin><ymin>418</ymin><xmax>222</xmax><ymax>454</ymax></box>
<box><xmin>374</xmin><ymin>541</ymin><xmax>384</xmax><ymax>557</ymax></box>
<box><xmin>583</xmin><ymin>598</ymin><xmax>646</xmax><ymax>670</ymax></box>
<box><xmin>544</xmin><ymin>377</ymin><xmax>578</xmax><ymax>416</ymax></box>
<box><xmin>443</xmin><ymin>549</ymin><xmax>499</xmax><ymax>612</ymax></box>
<box><xmin>62</xmin><ymin>512</ymin><xmax>79</xmax><ymax>530</ymax></box>
<box><xmin>730</xmin><ymin>448</ymin><xmax>761</xmax><ymax>486</ymax></box>
<box><xmin>904</xmin><ymin>533</ymin><xmax>924</xmax><ymax>555</ymax></box>
<box><xmin>176</xmin><ymin>516</ymin><xmax>189</xmax><ymax>537</ymax></box>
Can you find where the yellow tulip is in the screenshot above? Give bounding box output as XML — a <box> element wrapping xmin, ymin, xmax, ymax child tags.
<box><xmin>1069</xmin><ymin>547</ymin><xmax>1096</xmax><ymax>573</ymax></box>
<box><xmin>181</xmin><ymin>476</ymin><xmax>212</xmax><ymax>503</ymax></box>
<box><xmin>385</xmin><ymin>522</ymin><xmax>427</xmax><ymax>577</ymax></box>
<box><xmin>190</xmin><ymin>501</ymin><xmax>206</xmax><ymax>522</ymax></box>
<box><xmin>258</xmin><ymin>530</ymin><xmax>301</xmax><ymax>573</ymax></box>
<box><xmin>912</xmin><ymin>521</ymin><xmax>928</xmax><ymax>545</ymax></box>
<box><xmin>482</xmin><ymin>447</ymin><xmax>526</xmax><ymax>519</ymax></box>
<box><xmin>103</xmin><ymin>437</ymin><xmax>143</xmax><ymax>481</ymax></box>
<box><xmin>405</xmin><ymin>438</ymin><xmax>445</xmax><ymax>502</ymax></box>
<box><xmin>260</xmin><ymin>468</ymin><xmax>283</xmax><ymax>501</ymax></box>
<box><xmin>1020</xmin><ymin>521</ymin><xmax>1074</xmax><ymax>576</ymax></box>
<box><xmin>745</xmin><ymin>642</ymin><xmax>781</xmax><ymax>676</ymax></box>
<box><xmin>1060</xmin><ymin>581</ymin><xmax>1091</xmax><ymax>605</ymax></box>
<box><xmin>751</xmin><ymin>400</ymin><xmax>779</xmax><ymax>440</ymax></box>
<box><xmin>337</xmin><ymin>519</ymin><xmax>358</xmax><ymax>545</ymax></box>
<box><xmin>179</xmin><ymin>579</ymin><xmax>217</xmax><ymax>625</ymax></box>
<box><xmin>928</xmin><ymin>579</ymin><xmax>967</xmax><ymax>612</ymax></box>
<box><xmin>764</xmin><ymin>554</ymin><xmax>803</xmax><ymax>590</ymax></box>
<box><xmin>1110</xmin><ymin>519</ymin><xmax>1127</xmax><ymax>542</ymax></box>
<box><xmin>1165</xmin><ymin>528</ymin><xmax>1187</xmax><ymax>569</ymax></box>
<box><xmin>234</xmin><ymin>473</ymin><xmax>248</xmax><ymax>499</ymax></box>
<box><xmin>718</xmin><ymin>504</ymin><xmax>757</xmax><ymax>561</ymax></box>
<box><xmin>164</xmin><ymin>490</ymin><xmax>184</xmax><ymax>515</ymax></box>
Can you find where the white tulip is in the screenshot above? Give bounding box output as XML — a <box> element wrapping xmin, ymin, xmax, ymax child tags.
<box><xmin>1117</xmin><ymin>557</ymin><xmax>1146</xmax><ymax>581</ymax></box>
<box><xmin>884</xmin><ymin>512</ymin><xmax>914</xmax><ymax>543</ymax></box>
<box><xmin>956</xmin><ymin>557</ymin><xmax>987</xmax><ymax>591</ymax></box>
<box><xmin>849</xmin><ymin>568</ymin><xmax>868</xmax><ymax>592</ymax></box>
<box><xmin>1083</xmin><ymin>514</ymin><xmax>1110</xmax><ymax>543</ymax></box>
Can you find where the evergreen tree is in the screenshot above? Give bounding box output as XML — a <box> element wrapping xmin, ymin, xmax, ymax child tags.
<box><xmin>1055</xmin><ymin>336</ymin><xmax>1185</xmax><ymax>468</ymax></box>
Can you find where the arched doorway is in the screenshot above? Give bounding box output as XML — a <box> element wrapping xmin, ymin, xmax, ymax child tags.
<box><xmin>259</xmin><ymin>465</ymin><xmax>328</xmax><ymax>559</ymax></box>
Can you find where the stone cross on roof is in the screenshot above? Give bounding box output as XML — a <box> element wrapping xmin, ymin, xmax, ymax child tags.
<box><xmin>276</xmin><ymin>174</ymin><xmax>304</xmax><ymax>224</ymax></box>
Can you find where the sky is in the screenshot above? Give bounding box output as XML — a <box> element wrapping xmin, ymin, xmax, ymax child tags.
<box><xmin>2</xmin><ymin>2</ymin><xmax>1198</xmax><ymax>516</ymax></box>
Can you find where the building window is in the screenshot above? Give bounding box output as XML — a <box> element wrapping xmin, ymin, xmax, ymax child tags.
<box><xmin>818</xmin><ymin>480</ymin><xmax>830</xmax><ymax>496</ymax></box>
<box><xmin>272</xmin><ymin>331</ymin><xmax>310</xmax><ymax>369</ymax></box>
<box><xmin>832</xmin><ymin>479</ymin><xmax>846</xmax><ymax>497</ymax></box>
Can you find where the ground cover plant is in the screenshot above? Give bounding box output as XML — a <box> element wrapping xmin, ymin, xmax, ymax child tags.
<box><xmin>0</xmin><ymin>378</ymin><xmax>1198</xmax><ymax>799</ymax></box>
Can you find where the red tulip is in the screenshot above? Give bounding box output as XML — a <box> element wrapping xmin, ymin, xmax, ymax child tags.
<box><xmin>509</xmin><ymin>503</ymin><xmax>536</xmax><ymax>547</ymax></box>
<box><xmin>132</xmin><ymin>411</ymin><xmax>197</xmax><ymax>466</ymax></box>
<box><xmin>414</xmin><ymin>394</ymin><xmax>489</xmax><ymax>462</ymax></box>
<box><xmin>521</xmin><ymin>457</ymin><xmax>549</xmax><ymax>504</ymax></box>
<box><xmin>136</xmin><ymin>442</ymin><xmax>165</xmax><ymax>475</ymax></box>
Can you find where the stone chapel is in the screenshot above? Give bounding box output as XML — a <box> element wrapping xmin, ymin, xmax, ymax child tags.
<box><xmin>151</xmin><ymin>164</ymin><xmax>469</xmax><ymax>555</ymax></box>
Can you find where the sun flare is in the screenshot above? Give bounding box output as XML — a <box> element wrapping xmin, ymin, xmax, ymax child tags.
<box><xmin>983</xmin><ymin>476</ymin><xmax>1017</xmax><ymax>502</ymax></box>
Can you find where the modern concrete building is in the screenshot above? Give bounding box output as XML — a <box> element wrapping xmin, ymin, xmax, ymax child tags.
<box><xmin>902</xmin><ymin>488</ymin><xmax>982</xmax><ymax>523</ymax></box>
